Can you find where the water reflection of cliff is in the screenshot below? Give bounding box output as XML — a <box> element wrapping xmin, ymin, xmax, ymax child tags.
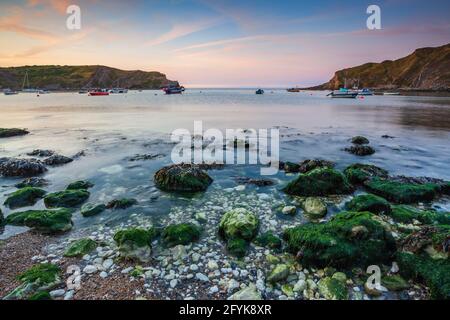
<box><xmin>397</xmin><ymin>106</ymin><xmax>450</xmax><ymax>130</ymax></box>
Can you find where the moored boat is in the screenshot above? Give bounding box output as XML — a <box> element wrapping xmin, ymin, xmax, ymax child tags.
<box><xmin>327</xmin><ymin>88</ymin><xmax>358</xmax><ymax>98</ymax></box>
<box><xmin>4</xmin><ymin>89</ymin><xmax>19</xmax><ymax>95</ymax></box>
<box><xmin>255</xmin><ymin>89</ymin><xmax>264</xmax><ymax>95</ymax></box>
<box><xmin>357</xmin><ymin>88</ymin><xmax>373</xmax><ymax>96</ymax></box>
<box><xmin>89</xmin><ymin>89</ymin><xmax>110</xmax><ymax>96</ymax></box>
<box><xmin>163</xmin><ymin>86</ymin><xmax>185</xmax><ymax>95</ymax></box>
<box><xmin>383</xmin><ymin>92</ymin><xmax>401</xmax><ymax>96</ymax></box>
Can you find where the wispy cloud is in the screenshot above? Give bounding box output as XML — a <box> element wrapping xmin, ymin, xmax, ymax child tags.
<box><xmin>146</xmin><ymin>18</ymin><xmax>223</xmax><ymax>46</ymax></box>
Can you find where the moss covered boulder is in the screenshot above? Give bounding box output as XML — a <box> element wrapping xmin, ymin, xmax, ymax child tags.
<box><xmin>154</xmin><ymin>164</ymin><xmax>213</xmax><ymax>192</ymax></box>
<box><xmin>219</xmin><ymin>208</ymin><xmax>259</xmax><ymax>241</ymax></box>
<box><xmin>66</xmin><ymin>180</ymin><xmax>94</xmax><ymax>190</ymax></box>
<box><xmin>344</xmin><ymin>164</ymin><xmax>388</xmax><ymax>185</ymax></box>
<box><xmin>397</xmin><ymin>252</ymin><xmax>449</xmax><ymax>299</ymax></box>
<box><xmin>106</xmin><ymin>198</ymin><xmax>137</xmax><ymax>210</ymax></box>
<box><xmin>302</xmin><ymin>197</ymin><xmax>327</xmax><ymax>219</ymax></box>
<box><xmin>5</xmin><ymin>209</ymin><xmax>73</xmax><ymax>233</ymax></box>
<box><xmin>0</xmin><ymin>128</ymin><xmax>29</xmax><ymax>138</ymax></box>
<box><xmin>365</xmin><ymin>178</ymin><xmax>441</xmax><ymax>204</ymax></box>
<box><xmin>283</xmin><ymin>211</ymin><xmax>396</xmax><ymax>268</ymax></box>
<box><xmin>162</xmin><ymin>223</ymin><xmax>201</xmax><ymax>247</ymax></box>
<box><xmin>345</xmin><ymin>194</ymin><xmax>391</xmax><ymax>215</ymax></box>
<box><xmin>64</xmin><ymin>238</ymin><xmax>97</xmax><ymax>257</ymax></box>
<box><xmin>390</xmin><ymin>205</ymin><xmax>450</xmax><ymax>225</ymax></box>
<box><xmin>4</xmin><ymin>263</ymin><xmax>61</xmax><ymax>300</ymax></box>
<box><xmin>4</xmin><ymin>187</ymin><xmax>46</xmax><ymax>209</ymax></box>
<box><xmin>283</xmin><ymin>168</ymin><xmax>352</xmax><ymax>197</ymax></box>
<box><xmin>113</xmin><ymin>228</ymin><xmax>156</xmax><ymax>263</ymax></box>
<box><xmin>298</xmin><ymin>159</ymin><xmax>335</xmax><ymax>174</ymax></box>
<box><xmin>44</xmin><ymin>189</ymin><xmax>89</xmax><ymax>208</ymax></box>
<box><xmin>318</xmin><ymin>276</ymin><xmax>348</xmax><ymax>300</ymax></box>
<box><xmin>81</xmin><ymin>203</ymin><xmax>106</xmax><ymax>217</ymax></box>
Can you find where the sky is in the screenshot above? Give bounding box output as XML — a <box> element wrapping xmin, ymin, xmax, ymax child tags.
<box><xmin>0</xmin><ymin>0</ymin><xmax>449</xmax><ymax>87</ymax></box>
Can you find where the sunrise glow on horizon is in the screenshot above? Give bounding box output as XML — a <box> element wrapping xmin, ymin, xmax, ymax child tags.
<box><xmin>1</xmin><ymin>0</ymin><xmax>449</xmax><ymax>87</ymax></box>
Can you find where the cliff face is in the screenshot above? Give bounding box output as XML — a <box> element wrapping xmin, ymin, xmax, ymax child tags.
<box><xmin>312</xmin><ymin>43</ymin><xmax>450</xmax><ymax>91</ymax></box>
<box><xmin>0</xmin><ymin>65</ymin><xmax>179</xmax><ymax>90</ymax></box>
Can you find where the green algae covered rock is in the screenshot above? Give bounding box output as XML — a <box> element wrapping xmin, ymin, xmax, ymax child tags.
<box><xmin>44</xmin><ymin>189</ymin><xmax>89</xmax><ymax>208</ymax></box>
<box><xmin>162</xmin><ymin>223</ymin><xmax>201</xmax><ymax>247</ymax></box>
<box><xmin>4</xmin><ymin>187</ymin><xmax>46</xmax><ymax>209</ymax></box>
<box><xmin>5</xmin><ymin>209</ymin><xmax>73</xmax><ymax>233</ymax></box>
<box><xmin>66</xmin><ymin>180</ymin><xmax>94</xmax><ymax>190</ymax></box>
<box><xmin>302</xmin><ymin>197</ymin><xmax>328</xmax><ymax>219</ymax></box>
<box><xmin>345</xmin><ymin>194</ymin><xmax>391</xmax><ymax>215</ymax></box>
<box><xmin>318</xmin><ymin>276</ymin><xmax>348</xmax><ymax>300</ymax></box>
<box><xmin>154</xmin><ymin>164</ymin><xmax>213</xmax><ymax>192</ymax></box>
<box><xmin>365</xmin><ymin>178</ymin><xmax>440</xmax><ymax>204</ymax></box>
<box><xmin>18</xmin><ymin>263</ymin><xmax>61</xmax><ymax>287</ymax></box>
<box><xmin>283</xmin><ymin>211</ymin><xmax>396</xmax><ymax>268</ymax></box>
<box><xmin>106</xmin><ymin>198</ymin><xmax>137</xmax><ymax>210</ymax></box>
<box><xmin>113</xmin><ymin>228</ymin><xmax>157</xmax><ymax>263</ymax></box>
<box><xmin>219</xmin><ymin>208</ymin><xmax>259</xmax><ymax>241</ymax></box>
<box><xmin>226</xmin><ymin>238</ymin><xmax>249</xmax><ymax>258</ymax></box>
<box><xmin>267</xmin><ymin>264</ymin><xmax>290</xmax><ymax>283</ymax></box>
<box><xmin>28</xmin><ymin>291</ymin><xmax>52</xmax><ymax>300</ymax></box>
<box><xmin>381</xmin><ymin>274</ymin><xmax>410</xmax><ymax>291</ymax></box>
<box><xmin>343</xmin><ymin>164</ymin><xmax>388</xmax><ymax>185</ymax></box>
<box><xmin>397</xmin><ymin>252</ymin><xmax>450</xmax><ymax>299</ymax></box>
<box><xmin>0</xmin><ymin>208</ymin><xmax>4</xmax><ymax>225</ymax></box>
<box><xmin>4</xmin><ymin>263</ymin><xmax>61</xmax><ymax>300</ymax></box>
<box><xmin>0</xmin><ymin>128</ymin><xmax>29</xmax><ymax>138</ymax></box>
<box><xmin>254</xmin><ymin>231</ymin><xmax>282</xmax><ymax>250</ymax></box>
<box><xmin>64</xmin><ymin>238</ymin><xmax>97</xmax><ymax>257</ymax></box>
<box><xmin>390</xmin><ymin>205</ymin><xmax>450</xmax><ymax>225</ymax></box>
<box><xmin>81</xmin><ymin>203</ymin><xmax>106</xmax><ymax>217</ymax></box>
<box><xmin>283</xmin><ymin>168</ymin><xmax>352</xmax><ymax>197</ymax></box>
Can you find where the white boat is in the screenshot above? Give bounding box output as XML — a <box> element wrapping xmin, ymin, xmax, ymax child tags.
<box><xmin>108</xmin><ymin>88</ymin><xmax>128</xmax><ymax>94</ymax></box>
<box><xmin>383</xmin><ymin>92</ymin><xmax>401</xmax><ymax>96</ymax></box>
<box><xmin>4</xmin><ymin>89</ymin><xmax>18</xmax><ymax>95</ymax></box>
<box><xmin>357</xmin><ymin>88</ymin><xmax>374</xmax><ymax>96</ymax></box>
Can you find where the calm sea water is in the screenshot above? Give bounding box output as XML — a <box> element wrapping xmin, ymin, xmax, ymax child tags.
<box><xmin>1</xmin><ymin>89</ymin><xmax>450</xmax><ymax>239</ymax></box>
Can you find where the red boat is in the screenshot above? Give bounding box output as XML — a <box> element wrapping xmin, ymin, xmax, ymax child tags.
<box><xmin>89</xmin><ymin>89</ymin><xmax>109</xmax><ymax>96</ymax></box>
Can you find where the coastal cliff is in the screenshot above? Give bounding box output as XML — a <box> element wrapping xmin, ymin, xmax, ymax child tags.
<box><xmin>0</xmin><ymin>65</ymin><xmax>179</xmax><ymax>90</ymax></box>
<box><xmin>309</xmin><ymin>43</ymin><xmax>450</xmax><ymax>91</ymax></box>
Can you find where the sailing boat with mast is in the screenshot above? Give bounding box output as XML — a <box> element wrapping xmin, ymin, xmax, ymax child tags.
<box><xmin>21</xmin><ymin>71</ymin><xmax>38</xmax><ymax>93</ymax></box>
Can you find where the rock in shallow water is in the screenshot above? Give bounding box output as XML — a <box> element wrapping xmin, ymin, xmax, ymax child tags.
<box><xmin>0</xmin><ymin>128</ymin><xmax>29</xmax><ymax>138</ymax></box>
<box><xmin>3</xmin><ymin>187</ymin><xmax>46</xmax><ymax>209</ymax></box>
<box><xmin>0</xmin><ymin>157</ymin><xmax>47</xmax><ymax>177</ymax></box>
<box><xmin>154</xmin><ymin>164</ymin><xmax>213</xmax><ymax>192</ymax></box>
<box><xmin>5</xmin><ymin>209</ymin><xmax>73</xmax><ymax>234</ymax></box>
<box><xmin>302</xmin><ymin>197</ymin><xmax>327</xmax><ymax>219</ymax></box>
<box><xmin>44</xmin><ymin>189</ymin><xmax>90</xmax><ymax>208</ymax></box>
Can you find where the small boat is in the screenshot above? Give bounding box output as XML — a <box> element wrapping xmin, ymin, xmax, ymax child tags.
<box><xmin>163</xmin><ymin>86</ymin><xmax>184</xmax><ymax>95</ymax></box>
<box><xmin>37</xmin><ymin>90</ymin><xmax>50</xmax><ymax>94</ymax></box>
<box><xmin>21</xmin><ymin>71</ymin><xmax>39</xmax><ymax>93</ymax></box>
<box><xmin>357</xmin><ymin>88</ymin><xmax>373</xmax><ymax>96</ymax></box>
<box><xmin>109</xmin><ymin>88</ymin><xmax>129</xmax><ymax>94</ymax></box>
<box><xmin>89</xmin><ymin>89</ymin><xmax>109</xmax><ymax>96</ymax></box>
<box><xmin>255</xmin><ymin>89</ymin><xmax>264</xmax><ymax>95</ymax></box>
<box><xmin>327</xmin><ymin>88</ymin><xmax>358</xmax><ymax>98</ymax></box>
<box><xmin>383</xmin><ymin>92</ymin><xmax>400</xmax><ymax>96</ymax></box>
<box><xmin>4</xmin><ymin>89</ymin><xmax>19</xmax><ymax>95</ymax></box>
<box><xmin>287</xmin><ymin>87</ymin><xmax>301</xmax><ymax>92</ymax></box>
